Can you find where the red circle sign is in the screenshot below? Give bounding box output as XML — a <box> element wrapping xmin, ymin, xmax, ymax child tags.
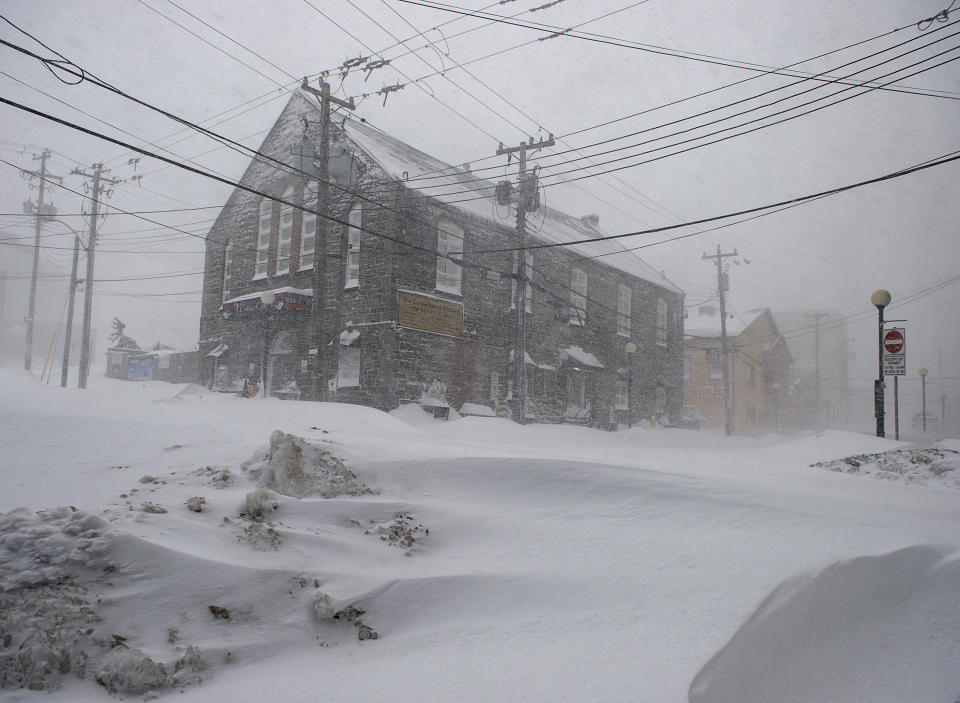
<box><xmin>883</xmin><ymin>329</ymin><xmax>904</xmax><ymax>354</ymax></box>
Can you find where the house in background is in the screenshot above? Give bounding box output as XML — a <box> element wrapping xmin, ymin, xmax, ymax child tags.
<box><xmin>198</xmin><ymin>90</ymin><xmax>685</xmax><ymax>424</ymax></box>
<box><xmin>684</xmin><ymin>306</ymin><xmax>792</xmax><ymax>435</ymax></box>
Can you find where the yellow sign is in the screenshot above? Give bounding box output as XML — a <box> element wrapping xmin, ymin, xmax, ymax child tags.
<box><xmin>397</xmin><ymin>290</ymin><xmax>463</xmax><ymax>337</ymax></box>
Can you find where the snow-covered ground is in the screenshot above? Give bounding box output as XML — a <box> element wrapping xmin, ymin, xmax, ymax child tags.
<box><xmin>1</xmin><ymin>369</ymin><xmax>958</xmax><ymax>702</ymax></box>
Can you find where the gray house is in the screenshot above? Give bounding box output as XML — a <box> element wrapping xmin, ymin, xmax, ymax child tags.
<box><xmin>198</xmin><ymin>90</ymin><xmax>684</xmax><ymax>425</ymax></box>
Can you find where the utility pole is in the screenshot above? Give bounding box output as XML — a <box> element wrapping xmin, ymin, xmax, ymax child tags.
<box><xmin>939</xmin><ymin>347</ymin><xmax>946</xmax><ymax>438</ymax></box>
<box><xmin>703</xmin><ymin>245</ymin><xmax>738</xmax><ymax>435</ymax></box>
<box><xmin>805</xmin><ymin>312</ymin><xmax>828</xmax><ymax>429</ymax></box>
<box><xmin>300</xmin><ymin>78</ymin><xmax>354</xmax><ymax>401</ymax></box>
<box><xmin>71</xmin><ymin>163</ymin><xmax>121</xmax><ymax>389</ymax></box>
<box><xmin>497</xmin><ymin>134</ymin><xmax>554</xmax><ymax>425</ymax></box>
<box><xmin>60</xmin><ymin>230</ymin><xmax>82</xmax><ymax>387</ymax></box>
<box><xmin>23</xmin><ymin>149</ymin><xmax>63</xmax><ymax>371</ymax></box>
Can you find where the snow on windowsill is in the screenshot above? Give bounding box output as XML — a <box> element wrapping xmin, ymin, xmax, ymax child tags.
<box><xmin>252</xmin><ymin>272</ymin><xmax>268</xmax><ymax>281</ymax></box>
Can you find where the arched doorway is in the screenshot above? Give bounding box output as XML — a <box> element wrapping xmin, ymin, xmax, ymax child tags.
<box><xmin>266</xmin><ymin>331</ymin><xmax>297</xmax><ymax>399</ymax></box>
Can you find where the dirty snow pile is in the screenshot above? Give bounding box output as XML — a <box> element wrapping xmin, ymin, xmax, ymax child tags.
<box><xmin>1</xmin><ymin>369</ymin><xmax>959</xmax><ymax>702</ymax></box>
<box><xmin>811</xmin><ymin>441</ymin><xmax>960</xmax><ymax>489</ymax></box>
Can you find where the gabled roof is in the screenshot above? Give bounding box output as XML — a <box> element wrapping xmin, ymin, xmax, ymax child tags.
<box><xmin>292</xmin><ymin>92</ymin><xmax>681</xmax><ymax>293</ymax></box>
<box><xmin>685</xmin><ymin>306</ymin><xmax>767</xmax><ymax>340</ymax></box>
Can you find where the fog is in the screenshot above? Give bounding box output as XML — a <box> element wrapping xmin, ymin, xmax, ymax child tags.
<box><xmin>2</xmin><ymin>0</ymin><xmax>957</xmax><ymax>435</ymax></box>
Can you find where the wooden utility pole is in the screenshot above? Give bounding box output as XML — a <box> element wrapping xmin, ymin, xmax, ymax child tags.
<box><xmin>703</xmin><ymin>245</ymin><xmax>737</xmax><ymax>435</ymax></box>
<box><xmin>72</xmin><ymin>163</ymin><xmax>121</xmax><ymax>388</ymax></box>
<box><xmin>300</xmin><ymin>78</ymin><xmax>354</xmax><ymax>401</ymax></box>
<box><xmin>496</xmin><ymin>135</ymin><xmax>554</xmax><ymax>425</ymax></box>
<box><xmin>805</xmin><ymin>312</ymin><xmax>829</xmax><ymax>429</ymax></box>
<box><xmin>23</xmin><ymin>149</ymin><xmax>62</xmax><ymax>371</ymax></box>
<box><xmin>60</xmin><ymin>230</ymin><xmax>82</xmax><ymax>387</ymax></box>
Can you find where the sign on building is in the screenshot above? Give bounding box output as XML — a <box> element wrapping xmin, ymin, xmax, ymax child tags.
<box><xmin>397</xmin><ymin>290</ymin><xmax>463</xmax><ymax>337</ymax></box>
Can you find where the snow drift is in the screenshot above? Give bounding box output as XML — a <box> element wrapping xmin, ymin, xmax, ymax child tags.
<box><xmin>811</xmin><ymin>444</ymin><xmax>960</xmax><ymax>489</ymax></box>
<box><xmin>243</xmin><ymin>430</ymin><xmax>374</xmax><ymax>498</ymax></box>
<box><xmin>689</xmin><ymin>545</ymin><xmax>960</xmax><ymax>703</ymax></box>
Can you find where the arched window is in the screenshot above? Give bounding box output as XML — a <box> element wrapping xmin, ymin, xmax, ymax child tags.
<box><xmin>276</xmin><ymin>185</ymin><xmax>295</xmax><ymax>275</ymax></box>
<box><xmin>221</xmin><ymin>239</ymin><xmax>233</xmax><ymax>303</ymax></box>
<box><xmin>299</xmin><ymin>180</ymin><xmax>318</xmax><ymax>270</ymax></box>
<box><xmin>345</xmin><ymin>203</ymin><xmax>361</xmax><ymax>288</ymax></box>
<box><xmin>255</xmin><ymin>199</ymin><xmax>271</xmax><ymax>279</ymax></box>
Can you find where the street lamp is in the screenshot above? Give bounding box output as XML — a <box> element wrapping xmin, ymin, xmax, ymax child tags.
<box><xmin>871</xmin><ymin>289</ymin><xmax>891</xmax><ymax>438</ymax></box>
<box><xmin>919</xmin><ymin>367</ymin><xmax>928</xmax><ymax>432</ymax></box>
<box><xmin>624</xmin><ymin>342</ymin><xmax>637</xmax><ymax>428</ymax></box>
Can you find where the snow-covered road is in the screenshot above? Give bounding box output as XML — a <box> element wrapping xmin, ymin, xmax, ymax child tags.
<box><xmin>1</xmin><ymin>370</ymin><xmax>958</xmax><ymax>702</ymax></box>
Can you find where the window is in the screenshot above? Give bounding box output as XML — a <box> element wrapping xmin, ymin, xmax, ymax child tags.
<box><xmin>682</xmin><ymin>355</ymin><xmax>691</xmax><ymax>381</ymax></box>
<box><xmin>511</xmin><ymin>251</ymin><xmax>533</xmax><ymax>313</ymax></box>
<box><xmin>655</xmin><ymin>386</ymin><xmax>666</xmax><ymax>415</ymax></box>
<box><xmin>221</xmin><ymin>239</ymin><xmax>233</xmax><ymax>303</ymax></box>
<box><xmin>747</xmin><ymin>363</ymin><xmax>756</xmax><ymax>385</ymax></box>
<box><xmin>656</xmin><ymin>298</ymin><xmax>668</xmax><ymax>345</ymax></box>
<box><xmin>299</xmin><ymin>181</ymin><xmax>318</xmax><ymax>270</ymax></box>
<box><xmin>490</xmin><ymin>371</ymin><xmax>500</xmax><ymax>400</ymax></box>
<box><xmin>276</xmin><ymin>186</ymin><xmax>295</xmax><ymax>276</ymax></box>
<box><xmin>615</xmin><ymin>378</ymin><xmax>629</xmax><ymax>410</ymax></box>
<box><xmin>436</xmin><ymin>221</ymin><xmax>463</xmax><ymax>294</ymax></box>
<box><xmin>617</xmin><ymin>284</ymin><xmax>631</xmax><ymax>336</ymax></box>
<box><xmin>337</xmin><ymin>347</ymin><xmax>360</xmax><ymax>387</ymax></box>
<box><xmin>570</xmin><ymin>268</ymin><xmax>587</xmax><ymax>325</ymax></box>
<box><xmin>254</xmin><ymin>199</ymin><xmax>272</xmax><ymax>279</ymax></box>
<box><xmin>708</xmin><ymin>349</ymin><xmax>723</xmax><ymax>379</ymax></box>
<box><xmin>345</xmin><ymin>203</ymin><xmax>361</xmax><ymax>288</ymax></box>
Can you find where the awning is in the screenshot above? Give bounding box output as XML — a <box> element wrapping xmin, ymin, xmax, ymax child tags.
<box><xmin>561</xmin><ymin>345</ymin><xmax>604</xmax><ymax>369</ymax></box>
<box><xmin>206</xmin><ymin>343</ymin><xmax>228</xmax><ymax>358</ymax></box>
<box><xmin>509</xmin><ymin>349</ymin><xmax>558</xmax><ymax>370</ymax></box>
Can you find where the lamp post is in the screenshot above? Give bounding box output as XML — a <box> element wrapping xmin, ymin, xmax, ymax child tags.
<box><xmin>625</xmin><ymin>342</ymin><xmax>637</xmax><ymax>428</ymax></box>
<box><xmin>919</xmin><ymin>367</ymin><xmax>928</xmax><ymax>432</ymax></box>
<box><xmin>871</xmin><ymin>289</ymin><xmax>891</xmax><ymax>438</ymax></box>
<box><xmin>260</xmin><ymin>291</ymin><xmax>277</xmax><ymax>398</ymax></box>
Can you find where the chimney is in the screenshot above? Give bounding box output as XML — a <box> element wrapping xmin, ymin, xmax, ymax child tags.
<box><xmin>580</xmin><ymin>214</ymin><xmax>599</xmax><ymax>228</ymax></box>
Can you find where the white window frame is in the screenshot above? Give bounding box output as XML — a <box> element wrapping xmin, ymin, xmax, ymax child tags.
<box><xmin>615</xmin><ymin>378</ymin><xmax>629</xmax><ymax>410</ymax></box>
<box><xmin>708</xmin><ymin>349</ymin><xmax>723</xmax><ymax>379</ymax></box>
<box><xmin>254</xmin><ymin>199</ymin><xmax>272</xmax><ymax>280</ymax></box>
<box><xmin>570</xmin><ymin>268</ymin><xmax>587</xmax><ymax>325</ymax></box>
<box><xmin>510</xmin><ymin>251</ymin><xmax>533</xmax><ymax>313</ymax></box>
<box><xmin>436</xmin><ymin>221</ymin><xmax>463</xmax><ymax>295</ymax></box>
<box><xmin>345</xmin><ymin>203</ymin><xmax>361</xmax><ymax>288</ymax></box>
<box><xmin>617</xmin><ymin>284</ymin><xmax>631</xmax><ymax>336</ymax></box>
<box><xmin>299</xmin><ymin>180</ymin><xmax>318</xmax><ymax>271</ymax></box>
<box><xmin>337</xmin><ymin>346</ymin><xmax>360</xmax><ymax>388</ymax></box>
<box><xmin>655</xmin><ymin>386</ymin><xmax>666</xmax><ymax>414</ymax></box>
<box><xmin>656</xmin><ymin>297</ymin><xmax>668</xmax><ymax>345</ymax></box>
<box><xmin>221</xmin><ymin>239</ymin><xmax>233</xmax><ymax>303</ymax></box>
<box><xmin>276</xmin><ymin>186</ymin><xmax>295</xmax><ymax>276</ymax></box>
<box><xmin>490</xmin><ymin>371</ymin><xmax>500</xmax><ymax>401</ymax></box>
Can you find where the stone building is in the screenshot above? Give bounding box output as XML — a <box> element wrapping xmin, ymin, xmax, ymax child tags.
<box><xmin>684</xmin><ymin>306</ymin><xmax>792</xmax><ymax>434</ymax></box>
<box><xmin>198</xmin><ymin>90</ymin><xmax>684</xmax><ymax>424</ymax></box>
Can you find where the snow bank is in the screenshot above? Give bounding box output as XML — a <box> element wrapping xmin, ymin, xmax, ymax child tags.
<box><xmin>689</xmin><ymin>545</ymin><xmax>960</xmax><ymax>703</ymax></box>
<box><xmin>243</xmin><ymin>430</ymin><xmax>374</xmax><ymax>498</ymax></box>
<box><xmin>810</xmin><ymin>445</ymin><xmax>960</xmax><ymax>489</ymax></box>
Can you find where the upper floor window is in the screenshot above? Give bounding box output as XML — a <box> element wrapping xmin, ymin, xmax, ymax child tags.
<box><xmin>570</xmin><ymin>268</ymin><xmax>587</xmax><ymax>325</ymax></box>
<box><xmin>299</xmin><ymin>181</ymin><xmax>318</xmax><ymax>271</ymax></box>
<box><xmin>345</xmin><ymin>203</ymin><xmax>361</xmax><ymax>288</ymax></box>
<box><xmin>656</xmin><ymin>297</ymin><xmax>668</xmax><ymax>345</ymax></box>
<box><xmin>436</xmin><ymin>221</ymin><xmax>463</xmax><ymax>295</ymax></box>
<box><xmin>221</xmin><ymin>239</ymin><xmax>234</xmax><ymax>303</ymax></box>
<box><xmin>617</xmin><ymin>284</ymin><xmax>631</xmax><ymax>336</ymax></box>
<box><xmin>683</xmin><ymin>355</ymin><xmax>691</xmax><ymax>381</ymax></box>
<box><xmin>276</xmin><ymin>186</ymin><xmax>295</xmax><ymax>276</ymax></box>
<box><xmin>254</xmin><ymin>199</ymin><xmax>272</xmax><ymax>279</ymax></box>
<box><xmin>511</xmin><ymin>251</ymin><xmax>533</xmax><ymax>313</ymax></box>
<box><xmin>707</xmin><ymin>349</ymin><xmax>723</xmax><ymax>379</ymax></box>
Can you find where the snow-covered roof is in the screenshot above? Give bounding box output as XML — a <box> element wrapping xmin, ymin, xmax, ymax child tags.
<box><xmin>339</xmin><ymin>329</ymin><xmax>361</xmax><ymax>346</ymax></box>
<box><xmin>561</xmin><ymin>345</ymin><xmax>604</xmax><ymax>369</ymax></box>
<box><xmin>686</xmin><ymin>307</ymin><xmax>767</xmax><ymax>339</ymax></box>
<box><xmin>328</xmin><ymin>105</ymin><xmax>681</xmax><ymax>294</ymax></box>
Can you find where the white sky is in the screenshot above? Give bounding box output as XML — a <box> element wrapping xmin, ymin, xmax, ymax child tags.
<box><xmin>1</xmin><ymin>0</ymin><xmax>958</xmax><ymax>425</ymax></box>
